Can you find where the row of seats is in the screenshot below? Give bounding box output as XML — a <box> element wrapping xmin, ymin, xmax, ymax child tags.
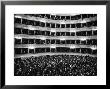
<box><xmin>14</xmin><ymin>28</ymin><xmax>97</xmax><ymax>36</ymax></box>
<box><xmin>14</xmin><ymin>54</ymin><xmax>96</xmax><ymax>61</ymax></box>
<box><xmin>23</xmin><ymin>14</ymin><xmax>97</xmax><ymax>20</ymax></box>
<box><xmin>14</xmin><ymin>47</ymin><xmax>97</xmax><ymax>55</ymax></box>
<box><xmin>14</xmin><ymin>17</ymin><xmax>97</xmax><ymax>28</ymax></box>
<box><xmin>15</xmin><ymin>38</ymin><xmax>97</xmax><ymax>45</ymax></box>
